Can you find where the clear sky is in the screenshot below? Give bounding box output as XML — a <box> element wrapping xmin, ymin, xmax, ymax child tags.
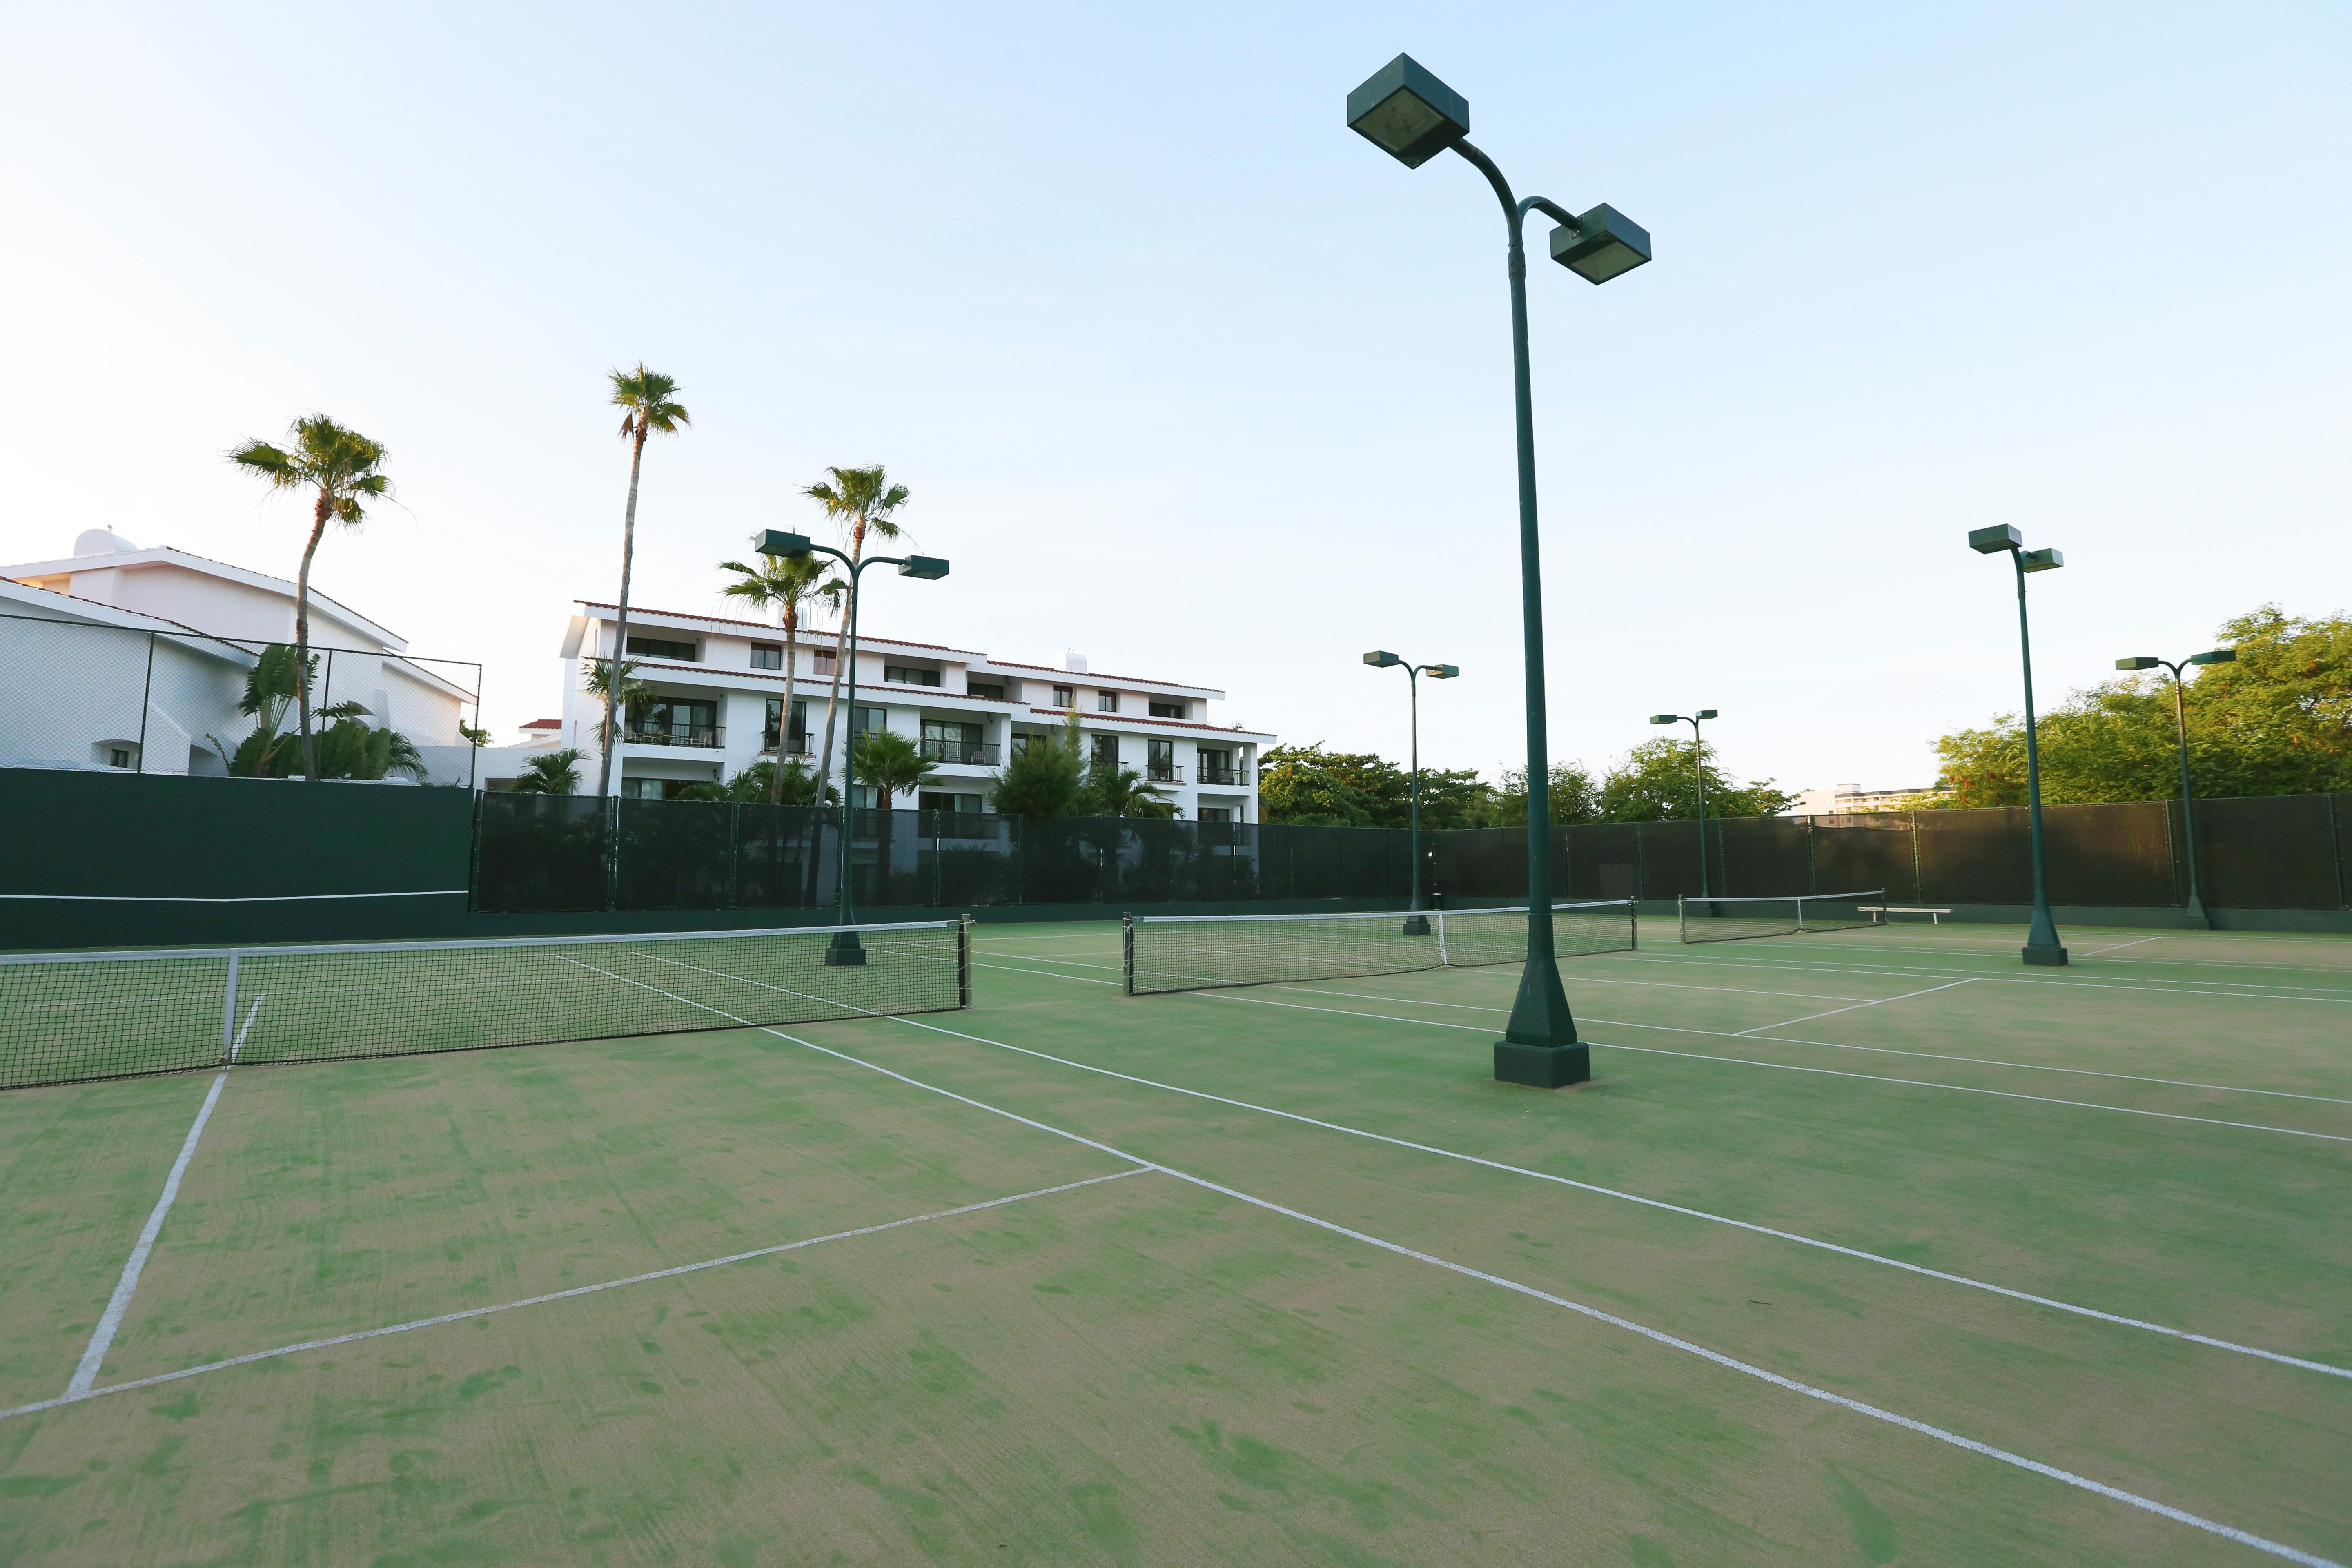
<box><xmin>3</xmin><ymin>3</ymin><xmax>2345</xmax><ymax>795</ymax></box>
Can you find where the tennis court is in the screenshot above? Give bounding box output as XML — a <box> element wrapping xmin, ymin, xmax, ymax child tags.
<box><xmin>2</xmin><ymin>909</ymin><xmax>2346</xmax><ymax>1565</ymax></box>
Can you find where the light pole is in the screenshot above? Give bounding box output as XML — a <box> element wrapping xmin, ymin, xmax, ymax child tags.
<box><xmin>1349</xmin><ymin>54</ymin><xmax>1650</xmax><ymax>1090</ymax></box>
<box><xmin>758</xmin><ymin>529</ymin><xmax>949</xmax><ymax>964</ymax></box>
<box><xmin>2116</xmin><ymin>648</ymin><xmax>2235</xmax><ymax>929</ymax></box>
<box><xmin>1364</xmin><ymin>651</ymin><xmax>1459</xmax><ymax>933</ymax></box>
<box><xmin>1649</xmin><ymin>709</ymin><xmax>1719</xmax><ymax>899</ymax></box>
<box><xmin>1969</xmin><ymin>524</ymin><xmax>2067</xmax><ymax>967</ymax></box>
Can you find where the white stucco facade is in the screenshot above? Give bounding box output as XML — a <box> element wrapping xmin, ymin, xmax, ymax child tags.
<box><xmin>559</xmin><ymin>601</ymin><xmax>1272</xmax><ymax>820</ymax></box>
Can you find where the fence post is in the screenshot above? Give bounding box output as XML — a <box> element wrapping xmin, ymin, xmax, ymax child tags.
<box><xmin>2330</xmin><ymin>794</ymin><xmax>2348</xmax><ymax>910</ymax></box>
<box><xmin>1908</xmin><ymin>811</ymin><xmax>1922</xmax><ymax>904</ymax></box>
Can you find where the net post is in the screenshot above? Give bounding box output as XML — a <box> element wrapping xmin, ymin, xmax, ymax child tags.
<box><xmin>219</xmin><ymin>950</ymin><xmax>241</xmax><ymax>1063</ymax></box>
<box><xmin>958</xmin><ymin>914</ymin><xmax>973</xmax><ymax>1008</ymax></box>
<box><xmin>1676</xmin><ymin>895</ymin><xmax>1688</xmax><ymax>944</ymax></box>
<box><xmin>1436</xmin><ymin>908</ymin><xmax>1449</xmax><ymax>967</ymax></box>
<box><xmin>1626</xmin><ymin>896</ymin><xmax>1638</xmax><ymax>951</ymax></box>
<box><xmin>1121</xmin><ymin>913</ymin><xmax>1135</xmax><ymax>995</ymax></box>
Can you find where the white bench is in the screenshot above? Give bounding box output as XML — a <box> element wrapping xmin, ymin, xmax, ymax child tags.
<box><xmin>1860</xmin><ymin>905</ymin><xmax>1953</xmax><ymax>925</ymax></box>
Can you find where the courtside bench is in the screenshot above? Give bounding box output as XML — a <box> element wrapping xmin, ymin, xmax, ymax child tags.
<box><xmin>1860</xmin><ymin>905</ymin><xmax>1953</xmax><ymax>925</ymax></box>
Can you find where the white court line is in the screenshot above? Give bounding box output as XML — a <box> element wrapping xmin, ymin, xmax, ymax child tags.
<box><xmin>1257</xmin><ymin>983</ymin><xmax>2352</xmax><ymax>1107</ymax></box>
<box><xmin>642</xmin><ymin>950</ymin><xmax>2352</xmax><ymax>1379</ymax></box>
<box><xmin>1576</xmin><ymin>952</ymin><xmax>2352</xmax><ymax>1004</ymax></box>
<box><xmin>2087</xmin><ymin>937</ymin><xmax>2168</xmax><ymax>955</ymax></box>
<box><xmin>227</xmin><ymin>996</ymin><xmax>265</xmax><ymax>1062</ymax></box>
<box><xmin>1168</xmin><ymin>989</ymin><xmax>2352</xmax><ymax>1143</ymax></box>
<box><xmin>3</xmin><ymin>1168</ymin><xmax>1145</xmax><ymax>1424</ymax></box>
<box><xmin>1733</xmin><ymin>979</ymin><xmax>1977</xmax><ymax>1035</ymax></box>
<box><xmin>526</xmin><ymin>965</ymin><xmax>2341</xmax><ymax>1568</ymax></box>
<box><xmin>63</xmin><ymin>1073</ymin><xmax>229</xmax><ymax>1399</ymax></box>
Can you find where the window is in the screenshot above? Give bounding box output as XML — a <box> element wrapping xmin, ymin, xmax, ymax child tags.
<box><xmin>921</xmin><ymin>719</ymin><xmax>984</xmax><ymax>764</ymax></box>
<box><xmin>1149</xmin><ymin>699</ymin><xmax>1185</xmax><ymax>719</ymax></box>
<box><xmin>849</xmin><ymin>784</ymin><xmax>877</xmax><ymax>810</ymax></box>
<box><xmin>631</xmin><ymin>697</ymin><xmax>719</xmax><ymax>746</ymax></box>
<box><xmin>750</xmin><ymin>642</ymin><xmax>782</xmax><ymax>670</ymax></box>
<box><xmin>852</xmin><ymin>706</ymin><xmax>887</xmax><ymax>734</ymax></box>
<box><xmin>764</xmin><ymin>697</ymin><xmax>809</xmax><ymax>753</ymax></box>
<box><xmin>625</xmin><ymin>635</ymin><xmax>697</xmax><ymax>662</ymax></box>
<box><xmin>1052</xmin><ymin>685</ymin><xmax>1074</xmax><ymax>708</ymax></box>
<box><xmin>108</xmin><ymin>747</ymin><xmax>133</xmax><ymax>769</ymax></box>
<box><xmin>1146</xmin><ymin>739</ymin><xmax>1175</xmax><ymax>781</ymax></box>
<box><xmin>884</xmin><ymin>664</ymin><xmax>941</xmax><ymax>686</ymax></box>
<box><xmin>1009</xmin><ymin>732</ymin><xmax>1032</xmax><ymax>756</ymax></box>
<box><xmin>1091</xmin><ymin>735</ymin><xmax>1119</xmax><ymax>770</ymax></box>
<box><xmin>967</xmin><ymin>681</ymin><xmax>1005</xmax><ymax>701</ymax></box>
<box><xmin>918</xmin><ymin>791</ymin><xmax>984</xmax><ymax>815</ymax></box>
<box><xmin>1097</xmin><ymin>691</ymin><xmax>1119</xmax><ymax>713</ymax></box>
<box><xmin>622</xmin><ymin>777</ymin><xmax>697</xmax><ymax>800</ymax></box>
<box><xmin>812</xmin><ymin>649</ymin><xmax>837</xmax><ymax>676</ymax></box>
<box><xmin>1197</xmin><ymin>806</ymin><xmax>1232</xmax><ymax>824</ymax></box>
<box><xmin>1197</xmin><ymin>747</ymin><xmax>1235</xmax><ymax>784</ymax></box>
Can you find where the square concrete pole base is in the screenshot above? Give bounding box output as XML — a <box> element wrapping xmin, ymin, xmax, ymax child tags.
<box><xmin>1494</xmin><ymin>1041</ymin><xmax>1590</xmax><ymax>1088</ymax></box>
<box><xmin>2021</xmin><ymin>945</ymin><xmax>2069</xmax><ymax>967</ymax></box>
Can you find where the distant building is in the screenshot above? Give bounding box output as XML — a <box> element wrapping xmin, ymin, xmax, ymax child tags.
<box><xmin>559</xmin><ymin>601</ymin><xmax>1274</xmax><ymax>820</ymax></box>
<box><xmin>1793</xmin><ymin>781</ymin><xmax>1939</xmax><ymax>816</ymax></box>
<box><xmin>0</xmin><ymin>530</ymin><xmax>477</xmax><ymax>782</ymax></box>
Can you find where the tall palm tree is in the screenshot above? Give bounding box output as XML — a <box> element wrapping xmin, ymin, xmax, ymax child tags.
<box><xmin>716</xmin><ymin>543</ymin><xmax>845</xmax><ymax>802</ymax></box>
<box><xmin>228</xmin><ymin>416</ymin><xmax>391</xmax><ymax>781</ymax></box>
<box><xmin>598</xmin><ymin>366</ymin><xmax>690</xmax><ymax>799</ymax></box>
<box><xmin>801</xmin><ymin>465</ymin><xmax>910</xmax><ymax>807</ymax></box>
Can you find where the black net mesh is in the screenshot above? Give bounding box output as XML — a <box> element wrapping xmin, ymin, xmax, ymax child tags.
<box><xmin>1912</xmin><ymin>809</ymin><xmax>2027</xmax><ymax>905</ymax></box>
<box><xmin>1811</xmin><ymin>816</ymin><xmax>1920</xmax><ymax>905</ymax></box>
<box><xmin>2045</xmin><ymin>802</ymin><xmax>2175</xmax><ymax>906</ymax></box>
<box><xmin>1713</xmin><ymin>817</ymin><xmax>1813</xmax><ymax>898</ymax></box>
<box><xmin>1125</xmin><ymin>900</ymin><xmax>1636</xmax><ymax>994</ymax></box>
<box><xmin>0</xmin><ymin>920</ymin><xmax>967</xmax><ymax>1091</ymax></box>
<box><xmin>472</xmin><ymin>794</ymin><xmax>611</xmax><ymax>913</ymax></box>
<box><xmin>2187</xmin><ymin>793</ymin><xmax>2336</xmax><ymax>909</ymax></box>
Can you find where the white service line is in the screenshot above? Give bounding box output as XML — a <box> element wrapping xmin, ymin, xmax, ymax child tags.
<box><xmin>2086</xmin><ymin>936</ymin><xmax>2168</xmax><ymax>955</ymax></box>
<box><xmin>3</xmin><ymin>1169</ymin><xmax>1145</xmax><ymax>1423</ymax></box>
<box><xmin>1604</xmin><ymin>951</ymin><xmax>2352</xmax><ymax>1002</ymax></box>
<box><xmin>227</xmin><ymin>996</ymin><xmax>265</xmax><ymax>1062</ymax></box>
<box><xmin>1732</xmin><ymin>979</ymin><xmax>1977</xmax><ymax>1035</ymax></box>
<box><xmin>63</xmin><ymin>1072</ymin><xmax>228</xmax><ymax>1399</ymax></box>
<box><xmin>523</xmin><ymin>964</ymin><xmax>2339</xmax><ymax>1568</ymax></box>
<box><xmin>873</xmin><ymin>1010</ymin><xmax>2350</xmax><ymax>1380</ymax></box>
<box><xmin>1176</xmin><ymin>987</ymin><xmax>2352</xmax><ymax>1143</ymax></box>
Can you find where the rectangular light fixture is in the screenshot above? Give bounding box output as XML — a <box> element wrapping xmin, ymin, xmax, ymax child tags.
<box><xmin>1345</xmin><ymin>55</ymin><xmax>1470</xmax><ymax>169</ymax></box>
<box><xmin>898</xmin><ymin>556</ymin><xmax>950</xmax><ymax>580</ymax></box>
<box><xmin>758</xmin><ymin>530</ymin><xmax>813</xmax><ymax>557</ymax></box>
<box><xmin>2020</xmin><ymin>548</ymin><xmax>2063</xmax><ymax>572</ymax></box>
<box><xmin>1549</xmin><ymin>205</ymin><xmax>1652</xmax><ymax>285</ymax></box>
<box><xmin>1968</xmin><ymin>525</ymin><xmax>2022</xmax><ymax>554</ymax></box>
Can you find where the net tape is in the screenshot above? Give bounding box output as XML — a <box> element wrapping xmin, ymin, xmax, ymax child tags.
<box><xmin>1123</xmin><ymin>900</ymin><xmax>1637</xmax><ymax>994</ymax></box>
<box><xmin>0</xmin><ymin>919</ymin><xmax>968</xmax><ymax>1091</ymax></box>
<box><xmin>1676</xmin><ymin>890</ymin><xmax>1884</xmax><ymax>946</ymax></box>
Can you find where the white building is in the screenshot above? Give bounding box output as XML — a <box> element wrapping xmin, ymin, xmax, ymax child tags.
<box><xmin>559</xmin><ymin>601</ymin><xmax>1272</xmax><ymax>821</ymax></box>
<box><xmin>1792</xmin><ymin>782</ymin><xmax>1940</xmax><ymax>816</ymax></box>
<box><xmin>1</xmin><ymin>530</ymin><xmax>479</xmax><ymax>783</ymax></box>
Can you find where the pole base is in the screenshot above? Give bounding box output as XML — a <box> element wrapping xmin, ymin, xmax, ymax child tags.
<box><xmin>2180</xmin><ymin>916</ymin><xmax>2212</xmax><ymax>931</ymax></box>
<box><xmin>1494</xmin><ymin>1041</ymin><xmax>1590</xmax><ymax>1089</ymax></box>
<box><xmin>2020</xmin><ymin>945</ymin><xmax>2069</xmax><ymax>967</ymax></box>
<box><xmin>824</xmin><ymin>931</ymin><xmax>868</xmax><ymax>967</ymax></box>
<box><xmin>1402</xmin><ymin>915</ymin><xmax>1432</xmax><ymax>936</ymax></box>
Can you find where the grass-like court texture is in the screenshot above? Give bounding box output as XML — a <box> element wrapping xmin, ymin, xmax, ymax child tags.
<box><xmin>2</xmin><ymin>915</ymin><xmax>2346</xmax><ymax>1566</ymax></box>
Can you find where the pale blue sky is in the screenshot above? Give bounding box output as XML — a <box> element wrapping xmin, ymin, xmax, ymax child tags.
<box><xmin>3</xmin><ymin>4</ymin><xmax>2345</xmax><ymax>794</ymax></box>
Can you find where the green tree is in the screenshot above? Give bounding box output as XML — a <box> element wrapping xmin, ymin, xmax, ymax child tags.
<box><xmin>228</xmin><ymin>415</ymin><xmax>392</xmax><ymax>781</ymax></box>
<box><xmin>679</xmin><ymin>758</ymin><xmax>837</xmax><ymax>806</ymax></box>
<box><xmin>207</xmin><ymin>644</ymin><xmax>421</xmax><ymax>782</ymax></box>
<box><xmin>801</xmin><ymin>465</ymin><xmax>912</xmax><ymax>807</ymax></box>
<box><xmin>851</xmin><ymin>728</ymin><xmax>938</xmax><ymax>811</ymax></box>
<box><xmin>581</xmin><ymin>656</ymin><xmax>648</xmax><ymax>733</ymax></box>
<box><xmin>1596</xmin><ymin>737</ymin><xmax>1795</xmax><ymax>821</ymax></box>
<box><xmin>990</xmin><ymin>714</ymin><xmax>1086</xmax><ymax>817</ymax></box>
<box><xmin>1256</xmin><ymin>743</ymin><xmax>1489</xmax><ymax>827</ymax></box>
<box><xmin>1078</xmin><ymin>759</ymin><xmax>1178</xmax><ymax>819</ymax></box>
<box><xmin>597</xmin><ymin>365</ymin><xmax>690</xmax><ymax>798</ymax></box>
<box><xmin>507</xmin><ymin>748</ymin><xmax>584</xmax><ymax>794</ymax></box>
<box><xmin>717</xmin><ymin>544</ymin><xmax>845</xmax><ymax>802</ymax></box>
<box><xmin>1915</xmin><ymin>605</ymin><xmax>2352</xmax><ymax>806</ymax></box>
<box><xmin>1477</xmin><ymin>762</ymin><xmax>1599</xmax><ymax>827</ymax></box>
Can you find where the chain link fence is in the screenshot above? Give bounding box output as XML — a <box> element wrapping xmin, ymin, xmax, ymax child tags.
<box><xmin>0</xmin><ymin>612</ymin><xmax>483</xmax><ymax>787</ymax></box>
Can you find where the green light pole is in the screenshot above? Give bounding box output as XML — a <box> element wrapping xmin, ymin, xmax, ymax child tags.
<box><xmin>2116</xmin><ymin>648</ymin><xmax>2235</xmax><ymax>930</ymax></box>
<box><xmin>758</xmin><ymin>529</ymin><xmax>949</xmax><ymax>964</ymax></box>
<box><xmin>1348</xmin><ymin>54</ymin><xmax>1650</xmax><ymax>1090</ymax></box>
<box><xmin>1969</xmin><ymin>524</ymin><xmax>2067</xmax><ymax>967</ymax></box>
<box><xmin>1649</xmin><ymin>709</ymin><xmax>1719</xmax><ymax>899</ymax></box>
<box><xmin>1364</xmin><ymin>651</ymin><xmax>1459</xmax><ymax>933</ymax></box>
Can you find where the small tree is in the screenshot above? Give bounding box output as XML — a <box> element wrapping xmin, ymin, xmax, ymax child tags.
<box><xmin>508</xmin><ymin>749</ymin><xmax>584</xmax><ymax>795</ymax></box>
<box><xmin>1596</xmin><ymin>738</ymin><xmax>1795</xmax><ymax>821</ymax></box>
<box><xmin>228</xmin><ymin>416</ymin><xmax>392</xmax><ymax>781</ymax></box>
<box><xmin>851</xmin><ymin>729</ymin><xmax>939</xmax><ymax>811</ymax></box>
<box><xmin>716</xmin><ymin>545</ymin><xmax>844</xmax><ymax>802</ymax></box>
<box><xmin>989</xmin><ymin>713</ymin><xmax>1086</xmax><ymax>817</ymax></box>
<box><xmin>1078</xmin><ymin>760</ymin><xmax>1177</xmax><ymax>819</ymax></box>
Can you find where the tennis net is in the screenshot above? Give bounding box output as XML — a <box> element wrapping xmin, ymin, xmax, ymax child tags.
<box><xmin>0</xmin><ymin>918</ymin><xmax>970</xmax><ymax>1091</ymax></box>
<box><xmin>1677</xmin><ymin>891</ymin><xmax>1883</xmax><ymax>944</ymax></box>
<box><xmin>1123</xmin><ymin>900</ymin><xmax>1637</xmax><ymax>995</ymax></box>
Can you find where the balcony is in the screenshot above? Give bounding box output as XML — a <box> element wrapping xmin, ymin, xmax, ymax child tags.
<box><xmin>1145</xmin><ymin>762</ymin><xmax>1185</xmax><ymax>784</ymax></box>
<box><xmin>919</xmin><ymin>738</ymin><xmax>1001</xmax><ymax>766</ymax></box>
<box><xmin>1196</xmin><ymin>762</ymin><xmax>1245</xmax><ymax>786</ymax></box>
<box><xmin>762</xmin><ymin>733</ymin><xmax>814</xmax><ymax>757</ymax></box>
<box><xmin>626</xmin><ymin>723</ymin><xmax>724</xmax><ymax>749</ymax></box>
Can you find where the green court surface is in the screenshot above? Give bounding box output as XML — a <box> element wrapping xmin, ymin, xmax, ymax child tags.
<box><xmin>2</xmin><ymin>915</ymin><xmax>2347</xmax><ymax>1566</ymax></box>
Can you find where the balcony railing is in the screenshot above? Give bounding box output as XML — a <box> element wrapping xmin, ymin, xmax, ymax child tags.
<box><xmin>625</xmin><ymin>724</ymin><xmax>724</xmax><ymax>749</ymax></box>
<box><xmin>1196</xmin><ymin>763</ymin><xmax>1245</xmax><ymax>786</ymax></box>
<box><xmin>1145</xmin><ymin>762</ymin><xmax>1184</xmax><ymax>783</ymax></box>
<box><xmin>762</xmin><ymin>733</ymin><xmax>814</xmax><ymax>756</ymax></box>
<box><xmin>919</xmin><ymin>738</ymin><xmax>1001</xmax><ymax>766</ymax></box>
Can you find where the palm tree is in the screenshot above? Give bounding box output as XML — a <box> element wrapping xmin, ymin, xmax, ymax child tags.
<box><xmin>581</xmin><ymin>655</ymin><xmax>648</xmax><ymax>734</ymax></box>
<box><xmin>509</xmin><ymin>748</ymin><xmax>584</xmax><ymax>795</ymax></box>
<box><xmin>1082</xmin><ymin>758</ymin><xmax>1178</xmax><ymax>819</ymax></box>
<box><xmin>716</xmin><ymin>543</ymin><xmax>844</xmax><ymax>802</ymax></box>
<box><xmin>850</xmin><ymin>728</ymin><xmax>939</xmax><ymax>812</ymax></box>
<box><xmin>597</xmin><ymin>366</ymin><xmax>690</xmax><ymax>799</ymax></box>
<box><xmin>228</xmin><ymin>416</ymin><xmax>392</xmax><ymax>781</ymax></box>
<box><xmin>800</xmin><ymin>466</ymin><xmax>910</xmax><ymax>807</ymax></box>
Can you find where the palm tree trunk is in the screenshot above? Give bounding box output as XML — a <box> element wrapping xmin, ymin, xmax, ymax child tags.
<box><xmin>809</xmin><ymin>516</ymin><xmax>869</xmax><ymax>808</ymax></box>
<box><xmin>295</xmin><ymin>493</ymin><xmax>330</xmax><ymax>781</ymax></box>
<box><xmin>772</xmin><ymin>603</ymin><xmax>798</xmax><ymax>805</ymax></box>
<box><xmin>597</xmin><ymin>424</ymin><xmax>650</xmax><ymax>799</ymax></box>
